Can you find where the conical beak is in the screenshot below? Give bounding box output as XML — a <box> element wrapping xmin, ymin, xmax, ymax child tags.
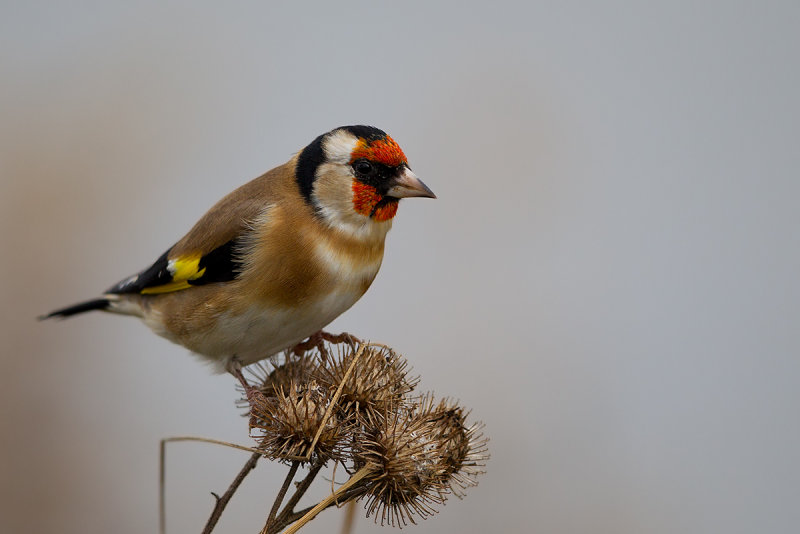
<box><xmin>386</xmin><ymin>168</ymin><xmax>436</xmax><ymax>199</ymax></box>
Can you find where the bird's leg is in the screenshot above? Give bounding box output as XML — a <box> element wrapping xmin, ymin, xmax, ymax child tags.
<box><xmin>226</xmin><ymin>357</ymin><xmax>267</xmax><ymax>422</ymax></box>
<box><xmin>291</xmin><ymin>333</ymin><xmax>322</xmax><ymax>356</ymax></box>
<box><xmin>290</xmin><ymin>331</ymin><xmax>330</xmax><ymax>359</ymax></box>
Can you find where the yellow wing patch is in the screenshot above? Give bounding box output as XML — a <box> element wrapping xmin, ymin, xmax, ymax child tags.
<box><xmin>140</xmin><ymin>255</ymin><xmax>207</xmax><ymax>295</ymax></box>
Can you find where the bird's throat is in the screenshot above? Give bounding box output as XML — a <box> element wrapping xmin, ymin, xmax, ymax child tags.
<box><xmin>351</xmin><ymin>182</ymin><xmax>398</xmax><ymax>222</ymax></box>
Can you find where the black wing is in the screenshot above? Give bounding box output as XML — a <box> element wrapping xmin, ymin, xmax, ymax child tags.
<box><xmin>108</xmin><ymin>239</ymin><xmax>241</xmax><ymax>295</ymax></box>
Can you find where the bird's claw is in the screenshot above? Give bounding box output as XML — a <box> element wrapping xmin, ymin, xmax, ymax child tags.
<box><xmin>226</xmin><ymin>356</ymin><xmax>267</xmax><ymax>421</ymax></box>
<box><xmin>291</xmin><ymin>331</ymin><xmax>361</xmax><ymax>359</ymax></box>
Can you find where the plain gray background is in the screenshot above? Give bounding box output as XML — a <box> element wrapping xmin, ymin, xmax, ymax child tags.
<box><xmin>2</xmin><ymin>2</ymin><xmax>799</xmax><ymax>533</ymax></box>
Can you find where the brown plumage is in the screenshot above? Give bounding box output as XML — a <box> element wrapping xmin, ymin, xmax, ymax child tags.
<box><xmin>42</xmin><ymin>125</ymin><xmax>435</xmax><ymax>371</ymax></box>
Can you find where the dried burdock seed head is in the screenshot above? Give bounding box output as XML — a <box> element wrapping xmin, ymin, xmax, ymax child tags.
<box><xmin>249</xmin><ymin>379</ymin><xmax>346</xmax><ymax>463</ymax></box>
<box><xmin>218</xmin><ymin>338</ymin><xmax>489</xmax><ymax>534</ymax></box>
<box><xmin>353</xmin><ymin>394</ymin><xmax>489</xmax><ymax>526</ymax></box>
<box><xmin>235</xmin><ymin>352</ymin><xmax>319</xmax><ymax>414</ymax></box>
<box><xmin>353</xmin><ymin>404</ymin><xmax>446</xmax><ymax>526</ymax></box>
<box><xmin>420</xmin><ymin>397</ymin><xmax>489</xmax><ymax>498</ymax></box>
<box><xmin>315</xmin><ymin>343</ymin><xmax>419</xmax><ymax>426</ymax></box>
<box><xmin>258</xmin><ymin>353</ymin><xmax>318</xmax><ymax>398</ymax></box>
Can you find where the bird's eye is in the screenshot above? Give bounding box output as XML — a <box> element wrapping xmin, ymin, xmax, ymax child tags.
<box><xmin>354</xmin><ymin>160</ymin><xmax>374</xmax><ymax>175</ymax></box>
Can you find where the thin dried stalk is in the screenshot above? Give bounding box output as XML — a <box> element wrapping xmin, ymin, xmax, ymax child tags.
<box><xmin>265</xmin><ymin>461</ymin><xmax>299</xmax><ymax>530</ymax></box>
<box><xmin>280</xmin><ymin>466</ymin><xmax>373</xmax><ymax>534</ymax></box>
<box><xmin>159</xmin><ymin>436</ymin><xmax>264</xmax><ymax>534</ymax></box>
<box><xmin>201</xmin><ymin>452</ymin><xmax>261</xmax><ymax>534</ymax></box>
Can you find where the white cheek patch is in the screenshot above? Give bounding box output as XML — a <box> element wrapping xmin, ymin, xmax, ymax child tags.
<box><xmin>322</xmin><ymin>130</ymin><xmax>359</xmax><ymax>164</ymax></box>
<box><xmin>313</xmin><ymin>129</ymin><xmax>394</xmax><ymax>241</ymax></box>
<box><xmin>313</xmin><ymin>162</ymin><xmax>355</xmax><ymax>213</ymax></box>
<box><xmin>310</xmin><ymin>161</ymin><xmax>369</xmax><ymax>236</ymax></box>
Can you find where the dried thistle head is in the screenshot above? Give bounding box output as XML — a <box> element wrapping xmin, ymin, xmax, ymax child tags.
<box><xmin>352</xmin><ymin>394</ymin><xmax>489</xmax><ymax>526</ymax></box>
<box><xmin>235</xmin><ymin>351</ymin><xmax>318</xmax><ymax>413</ymax></box>
<box><xmin>226</xmin><ymin>338</ymin><xmax>488</xmax><ymax>533</ymax></box>
<box><xmin>420</xmin><ymin>397</ymin><xmax>489</xmax><ymax>498</ymax></box>
<box><xmin>257</xmin><ymin>352</ymin><xmax>318</xmax><ymax>398</ymax></box>
<box><xmin>314</xmin><ymin>343</ymin><xmax>418</xmax><ymax>426</ymax></box>
<box><xmin>249</xmin><ymin>379</ymin><xmax>346</xmax><ymax>463</ymax></box>
<box><xmin>354</xmin><ymin>407</ymin><xmax>445</xmax><ymax>526</ymax></box>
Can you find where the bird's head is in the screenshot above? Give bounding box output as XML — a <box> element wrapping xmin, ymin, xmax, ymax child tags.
<box><xmin>295</xmin><ymin>125</ymin><xmax>435</xmax><ymax>236</ymax></box>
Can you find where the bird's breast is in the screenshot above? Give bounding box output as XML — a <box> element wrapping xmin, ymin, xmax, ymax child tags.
<box><xmin>216</xmin><ymin>240</ymin><xmax>383</xmax><ymax>365</ymax></box>
<box><xmin>238</xmin><ymin>204</ymin><xmax>386</xmax><ymax>309</ymax></box>
<box><xmin>311</xmin><ymin>237</ymin><xmax>384</xmax><ymax>293</ymax></box>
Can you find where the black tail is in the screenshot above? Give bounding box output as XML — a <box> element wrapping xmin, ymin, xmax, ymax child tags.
<box><xmin>39</xmin><ymin>298</ymin><xmax>110</xmax><ymax>320</ymax></box>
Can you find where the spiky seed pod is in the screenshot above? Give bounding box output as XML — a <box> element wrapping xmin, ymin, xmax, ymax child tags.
<box><xmin>353</xmin><ymin>404</ymin><xmax>447</xmax><ymax>526</ymax></box>
<box><xmin>249</xmin><ymin>379</ymin><xmax>346</xmax><ymax>464</ymax></box>
<box><xmin>353</xmin><ymin>394</ymin><xmax>489</xmax><ymax>526</ymax></box>
<box><xmin>421</xmin><ymin>398</ymin><xmax>489</xmax><ymax>498</ymax></box>
<box><xmin>314</xmin><ymin>343</ymin><xmax>419</xmax><ymax>426</ymax></box>
<box><xmin>235</xmin><ymin>352</ymin><xmax>319</xmax><ymax>417</ymax></box>
<box><xmin>258</xmin><ymin>353</ymin><xmax>318</xmax><ymax>398</ymax></box>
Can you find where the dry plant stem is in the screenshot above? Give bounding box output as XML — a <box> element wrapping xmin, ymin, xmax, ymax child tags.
<box><xmin>264</xmin><ymin>502</ymin><xmax>323</xmax><ymax>534</ymax></box>
<box><xmin>159</xmin><ymin>439</ymin><xmax>167</xmax><ymax>534</ymax></box>
<box><xmin>262</xmin><ymin>475</ymin><xmax>367</xmax><ymax>534</ymax></box>
<box><xmin>340</xmin><ymin>500</ymin><xmax>357</xmax><ymax>534</ymax></box>
<box><xmin>265</xmin><ymin>461</ymin><xmax>300</xmax><ymax>530</ymax></box>
<box><xmin>159</xmin><ymin>436</ymin><xmax>265</xmax><ymax>534</ymax></box>
<box><xmin>162</xmin><ymin>436</ymin><xmax>265</xmax><ymax>455</ymax></box>
<box><xmin>281</xmin><ymin>466</ymin><xmax>373</xmax><ymax>534</ymax></box>
<box><xmin>201</xmin><ymin>452</ymin><xmax>261</xmax><ymax>534</ymax></box>
<box><xmin>277</xmin><ymin>484</ymin><xmax>366</xmax><ymax>529</ymax></box>
<box><xmin>263</xmin><ymin>460</ymin><xmax>325</xmax><ymax>534</ymax></box>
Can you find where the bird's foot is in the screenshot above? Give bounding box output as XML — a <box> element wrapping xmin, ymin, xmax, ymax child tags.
<box><xmin>291</xmin><ymin>331</ymin><xmax>361</xmax><ymax>359</ymax></box>
<box><xmin>319</xmin><ymin>330</ymin><xmax>360</xmax><ymax>346</ymax></box>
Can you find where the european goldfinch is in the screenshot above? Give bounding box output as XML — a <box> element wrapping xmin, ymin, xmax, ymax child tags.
<box><xmin>42</xmin><ymin>125</ymin><xmax>435</xmax><ymax>372</ymax></box>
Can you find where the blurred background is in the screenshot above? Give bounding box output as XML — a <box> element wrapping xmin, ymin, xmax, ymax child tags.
<box><xmin>2</xmin><ymin>2</ymin><xmax>799</xmax><ymax>533</ymax></box>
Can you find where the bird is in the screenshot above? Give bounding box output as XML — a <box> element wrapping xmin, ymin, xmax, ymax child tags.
<box><xmin>41</xmin><ymin>125</ymin><xmax>435</xmax><ymax>375</ymax></box>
